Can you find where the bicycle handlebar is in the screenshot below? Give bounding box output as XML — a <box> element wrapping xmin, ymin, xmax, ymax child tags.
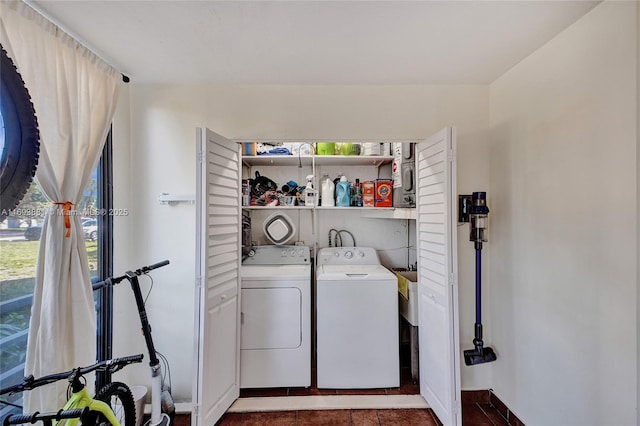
<box><xmin>0</xmin><ymin>354</ymin><xmax>144</xmax><ymax>396</ymax></box>
<box><xmin>92</xmin><ymin>260</ymin><xmax>170</xmax><ymax>291</ymax></box>
<box><xmin>3</xmin><ymin>408</ymin><xmax>90</xmax><ymax>426</ymax></box>
<box><xmin>138</xmin><ymin>260</ymin><xmax>170</xmax><ymax>274</ymax></box>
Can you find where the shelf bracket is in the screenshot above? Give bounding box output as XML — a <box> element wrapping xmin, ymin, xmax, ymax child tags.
<box><xmin>158</xmin><ymin>193</ymin><xmax>196</xmax><ymax>205</ymax></box>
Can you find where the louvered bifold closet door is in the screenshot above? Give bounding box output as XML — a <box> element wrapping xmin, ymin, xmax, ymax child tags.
<box><xmin>417</xmin><ymin>127</ymin><xmax>461</xmax><ymax>426</ymax></box>
<box><xmin>193</xmin><ymin>128</ymin><xmax>241</xmax><ymax>426</ymax></box>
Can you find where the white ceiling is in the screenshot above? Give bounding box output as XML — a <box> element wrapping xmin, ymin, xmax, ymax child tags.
<box><xmin>30</xmin><ymin>0</ymin><xmax>599</xmax><ymax>85</ymax></box>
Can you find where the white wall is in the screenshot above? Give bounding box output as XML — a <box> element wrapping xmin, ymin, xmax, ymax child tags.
<box><xmin>110</xmin><ymin>84</ymin><xmax>491</xmax><ymax>401</ymax></box>
<box><xmin>489</xmin><ymin>2</ymin><xmax>637</xmax><ymax>425</ymax></box>
<box><xmin>637</xmin><ymin>0</ymin><xmax>640</xmax><ymax>418</ymax></box>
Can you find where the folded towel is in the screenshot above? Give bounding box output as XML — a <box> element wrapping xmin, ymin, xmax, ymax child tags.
<box><xmin>396</xmin><ymin>273</ymin><xmax>410</xmax><ymax>300</ymax></box>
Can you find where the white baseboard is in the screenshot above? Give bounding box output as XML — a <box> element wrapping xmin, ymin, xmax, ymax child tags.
<box><xmin>152</xmin><ymin>395</ymin><xmax>428</xmax><ymax>415</ymax></box>
<box><xmin>144</xmin><ymin>402</ymin><xmax>192</xmax><ymax>415</ymax></box>
<box><xmin>228</xmin><ymin>395</ymin><xmax>429</xmax><ymax>413</ymax></box>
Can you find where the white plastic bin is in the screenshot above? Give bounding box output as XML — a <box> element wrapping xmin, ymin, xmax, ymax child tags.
<box><xmin>130</xmin><ymin>385</ymin><xmax>147</xmax><ymax>426</ymax></box>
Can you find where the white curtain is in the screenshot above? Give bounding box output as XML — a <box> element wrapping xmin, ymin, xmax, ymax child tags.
<box><xmin>0</xmin><ymin>1</ymin><xmax>121</xmax><ymax>412</ymax></box>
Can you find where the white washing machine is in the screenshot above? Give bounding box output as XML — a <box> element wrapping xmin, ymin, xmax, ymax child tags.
<box><xmin>240</xmin><ymin>245</ymin><xmax>311</xmax><ymax>388</ymax></box>
<box><xmin>316</xmin><ymin>247</ymin><xmax>399</xmax><ymax>388</ymax></box>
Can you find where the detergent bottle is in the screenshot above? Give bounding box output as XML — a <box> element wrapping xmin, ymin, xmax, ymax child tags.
<box><xmin>320</xmin><ymin>174</ymin><xmax>335</xmax><ymax>207</ymax></box>
<box><xmin>336</xmin><ymin>176</ymin><xmax>351</xmax><ymax>207</ymax></box>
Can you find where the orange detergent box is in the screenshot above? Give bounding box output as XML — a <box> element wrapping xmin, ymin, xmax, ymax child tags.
<box><xmin>362</xmin><ymin>181</ymin><xmax>375</xmax><ymax>207</ymax></box>
<box><xmin>363</xmin><ymin>195</ymin><xmax>375</xmax><ymax>207</ymax></box>
<box><xmin>362</xmin><ymin>181</ymin><xmax>375</xmax><ymax>196</ymax></box>
<box><xmin>374</xmin><ymin>179</ymin><xmax>393</xmax><ymax>207</ymax></box>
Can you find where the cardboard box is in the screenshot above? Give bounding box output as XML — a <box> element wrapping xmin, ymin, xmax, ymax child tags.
<box><xmin>374</xmin><ymin>179</ymin><xmax>393</xmax><ymax>207</ymax></box>
<box><xmin>362</xmin><ymin>181</ymin><xmax>375</xmax><ymax>196</ymax></box>
<box><xmin>363</xmin><ymin>195</ymin><xmax>375</xmax><ymax>207</ymax></box>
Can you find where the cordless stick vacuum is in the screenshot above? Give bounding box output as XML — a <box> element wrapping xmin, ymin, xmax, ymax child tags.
<box><xmin>463</xmin><ymin>192</ymin><xmax>497</xmax><ymax>366</ymax></box>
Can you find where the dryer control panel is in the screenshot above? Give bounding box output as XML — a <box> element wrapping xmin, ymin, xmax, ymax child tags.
<box><xmin>243</xmin><ymin>245</ymin><xmax>310</xmax><ymax>265</ymax></box>
<box><xmin>317</xmin><ymin>247</ymin><xmax>381</xmax><ymax>265</ymax></box>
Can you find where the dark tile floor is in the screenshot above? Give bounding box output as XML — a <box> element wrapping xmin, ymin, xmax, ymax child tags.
<box><xmin>217</xmin><ymin>409</ymin><xmax>441</xmax><ymax>425</ymax></box>
<box><xmin>204</xmin><ymin>343</ymin><xmax>515</xmax><ymax>425</ymax></box>
<box><xmin>213</xmin><ymin>403</ymin><xmax>511</xmax><ymax>425</ymax></box>
<box><xmin>171</xmin><ymin>390</ymin><xmax>512</xmax><ymax>425</ymax></box>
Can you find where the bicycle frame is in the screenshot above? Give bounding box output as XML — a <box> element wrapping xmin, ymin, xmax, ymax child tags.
<box><xmin>3</xmin><ymin>408</ymin><xmax>90</xmax><ymax>426</ymax></box>
<box><xmin>58</xmin><ymin>387</ymin><xmax>118</xmax><ymax>426</ymax></box>
<box><xmin>0</xmin><ymin>356</ymin><xmax>143</xmax><ymax>426</ymax></box>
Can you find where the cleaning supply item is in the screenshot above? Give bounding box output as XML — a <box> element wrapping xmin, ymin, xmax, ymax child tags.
<box><xmin>320</xmin><ymin>174</ymin><xmax>335</xmax><ymax>207</ymax></box>
<box><xmin>374</xmin><ymin>179</ymin><xmax>393</xmax><ymax>207</ymax></box>
<box><xmin>362</xmin><ymin>181</ymin><xmax>375</xmax><ymax>206</ymax></box>
<box><xmin>304</xmin><ymin>175</ymin><xmax>316</xmax><ymax>207</ymax></box>
<box><xmin>353</xmin><ymin>179</ymin><xmax>363</xmax><ymax>207</ymax></box>
<box><xmin>463</xmin><ymin>192</ymin><xmax>497</xmax><ymax>366</ymax></box>
<box><xmin>336</xmin><ymin>176</ymin><xmax>351</xmax><ymax>207</ymax></box>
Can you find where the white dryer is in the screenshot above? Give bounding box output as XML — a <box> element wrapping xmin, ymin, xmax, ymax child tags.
<box><xmin>316</xmin><ymin>247</ymin><xmax>399</xmax><ymax>389</ymax></box>
<box><xmin>240</xmin><ymin>245</ymin><xmax>311</xmax><ymax>388</ymax></box>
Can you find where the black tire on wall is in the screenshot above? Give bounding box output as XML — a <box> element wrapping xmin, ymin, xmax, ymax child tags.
<box><xmin>0</xmin><ymin>44</ymin><xmax>40</xmax><ymax>222</ymax></box>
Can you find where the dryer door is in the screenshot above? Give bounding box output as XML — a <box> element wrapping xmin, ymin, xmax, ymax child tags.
<box><xmin>241</xmin><ymin>287</ymin><xmax>302</xmax><ymax>350</ymax></box>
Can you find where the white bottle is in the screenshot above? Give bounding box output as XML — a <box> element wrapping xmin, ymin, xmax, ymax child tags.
<box><xmin>304</xmin><ymin>175</ymin><xmax>316</xmax><ymax>207</ymax></box>
<box><xmin>320</xmin><ymin>174</ymin><xmax>335</xmax><ymax>207</ymax></box>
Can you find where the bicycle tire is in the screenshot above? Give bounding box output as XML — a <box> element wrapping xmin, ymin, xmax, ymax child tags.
<box><xmin>0</xmin><ymin>44</ymin><xmax>40</xmax><ymax>222</ymax></box>
<box><xmin>90</xmin><ymin>382</ymin><xmax>136</xmax><ymax>426</ymax></box>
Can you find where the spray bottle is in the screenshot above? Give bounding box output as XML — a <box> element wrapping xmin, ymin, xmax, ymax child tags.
<box><xmin>304</xmin><ymin>175</ymin><xmax>316</xmax><ymax>207</ymax></box>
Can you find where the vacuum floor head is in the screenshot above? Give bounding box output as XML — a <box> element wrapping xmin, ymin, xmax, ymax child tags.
<box><xmin>464</xmin><ymin>347</ymin><xmax>497</xmax><ymax>366</ymax></box>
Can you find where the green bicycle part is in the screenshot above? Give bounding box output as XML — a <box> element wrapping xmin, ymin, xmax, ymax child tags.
<box><xmin>56</xmin><ymin>387</ymin><xmax>121</xmax><ymax>426</ymax></box>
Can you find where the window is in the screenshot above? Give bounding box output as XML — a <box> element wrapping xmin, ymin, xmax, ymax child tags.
<box><xmin>0</xmin><ymin>44</ymin><xmax>114</xmax><ymax>417</ymax></box>
<box><xmin>0</xmin><ymin>140</ymin><xmax>112</xmax><ymax>421</ymax></box>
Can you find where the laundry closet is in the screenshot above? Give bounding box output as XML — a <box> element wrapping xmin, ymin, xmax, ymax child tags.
<box><xmin>193</xmin><ymin>127</ymin><xmax>460</xmax><ymax>426</ymax></box>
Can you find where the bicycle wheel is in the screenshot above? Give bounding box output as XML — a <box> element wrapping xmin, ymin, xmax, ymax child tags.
<box><xmin>0</xmin><ymin>45</ymin><xmax>40</xmax><ymax>222</ymax></box>
<box><xmin>91</xmin><ymin>382</ymin><xmax>136</xmax><ymax>426</ymax></box>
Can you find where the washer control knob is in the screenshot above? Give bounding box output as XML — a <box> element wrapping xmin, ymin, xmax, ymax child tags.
<box><xmin>281</xmin><ymin>250</ymin><xmax>287</xmax><ymax>257</ymax></box>
<box><xmin>334</xmin><ymin>252</ymin><xmax>340</xmax><ymax>257</ymax></box>
<box><xmin>358</xmin><ymin>251</ymin><xmax>365</xmax><ymax>257</ymax></box>
<box><xmin>345</xmin><ymin>250</ymin><xmax>353</xmax><ymax>259</ymax></box>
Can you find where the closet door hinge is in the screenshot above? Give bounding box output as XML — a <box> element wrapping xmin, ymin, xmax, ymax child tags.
<box><xmin>195</xmin><ymin>276</ymin><xmax>203</xmax><ymax>290</ymax></box>
<box><xmin>449</xmin><ymin>273</ymin><xmax>457</xmax><ymax>286</ymax></box>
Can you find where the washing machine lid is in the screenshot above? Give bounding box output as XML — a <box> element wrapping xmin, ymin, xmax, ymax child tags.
<box><xmin>317</xmin><ymin>264</ymin><xmax>395</xmax><ymax>281</ymax></box>
<box><xmin>242</xmin><ymin>264</ymin><xmax>311</xmax><ymax>280</ymax></box>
